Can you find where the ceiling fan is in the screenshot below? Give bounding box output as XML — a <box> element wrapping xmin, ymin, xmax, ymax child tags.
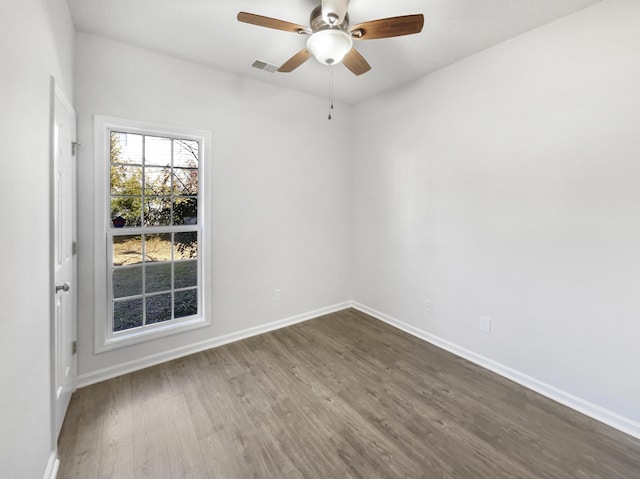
<box><xmin>237</xmin><ymin>0</ymin><xmax>424</xmax><ymax>76</ymax></box>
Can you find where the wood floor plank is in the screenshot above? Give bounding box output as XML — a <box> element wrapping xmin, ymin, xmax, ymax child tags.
<box><xmin>57</xmin><ymin>380</ymin><xmax>107</xmax><ymax>479</ymax></box>
<box><xmin>96</xmin><ymin>376</ymin><xmax>135</xmax><ymax>479</ymax></box>
<box><xmin>131</xmin><ymin>368</ymin><xmax>171</xmax><ymax>479</ymax></box>
<box><xmin>58</xmin><ymin>309</ymin><xmax>640</xmax><ymax>478</ymax></box>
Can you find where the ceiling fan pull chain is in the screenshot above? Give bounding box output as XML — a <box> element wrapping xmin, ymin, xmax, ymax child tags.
<box><xmin>328</xmin><ymin>65</ymin><xmax>334</xmax><ymax>120</ymax></box>
<box><xmin>331</xmin><ymin>65</ymin><xmax>335</xmax><ymax>110</ymax></box>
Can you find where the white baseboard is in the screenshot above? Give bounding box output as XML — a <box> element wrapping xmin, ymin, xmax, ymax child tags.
<box><xmin>351</xmin><ymin>301</ymin><xmax>640</xmax><ymax>440</ymax></box>
<box><xmin>77</xmin><ymin>301</ymin><xmax>352</xmax><ymax>388</ymax></box>
<box><xmin>76</xmin><ymin>299</ymin><xmax>640</xmax><ymax>440</ymax></box>
<box><xmin>43</xmin><ymin>451</ymin><xmax>59</xmax><ymax>479</ymax></box>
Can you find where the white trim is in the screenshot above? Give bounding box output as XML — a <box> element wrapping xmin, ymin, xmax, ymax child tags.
<box><xmin>93</xmin><ymin>115</ymin><xmax>213</xmax><ymax>353</ymax></box>
<box><xmin>78</xmin><ymin>301</ymin><xmax>352</xmax><ymax>387</ymax></box>
<box><xmin>351</xmin><ymin>301</ymin><xmax>640</xmax><ymax>440</ymax></box>
<box><xmin>99</xmin><ymin>315</ymin><xmax>208</xmax><ymax>353</ymax></box>
<box><xmin>43</xmin><ymin>451</ymin><xmax>59</xmax><ymax>479</ymax></box>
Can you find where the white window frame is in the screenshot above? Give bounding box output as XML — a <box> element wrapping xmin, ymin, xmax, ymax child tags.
<box><xmin>94</xmin><ymin>115</ymin><xmax>212</xmax><ymax>353</ymax></box>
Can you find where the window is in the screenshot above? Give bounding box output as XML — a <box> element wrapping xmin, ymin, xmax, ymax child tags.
<box><xmin>94</xmin><ymin>117</ymin><xmax>211</xmax><ymax>352</ymax></box>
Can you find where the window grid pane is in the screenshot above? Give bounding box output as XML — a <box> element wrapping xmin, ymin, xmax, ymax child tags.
<box><xmin>110</xmin><ymin>130</ymin><xmax>200</xmax><ymax>334</ymax></box>
<box><xmin>111</xmin><ymin>230</ymin><xmax>199</xmax><ymax>333</ymax></box>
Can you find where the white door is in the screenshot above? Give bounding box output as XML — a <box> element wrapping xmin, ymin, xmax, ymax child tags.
<box><xmin>52</xmin><ymin>82</ymin><xmax>77</xmax><ymax>438</ymax></box>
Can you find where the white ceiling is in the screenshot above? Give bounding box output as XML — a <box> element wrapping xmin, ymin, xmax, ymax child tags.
<box><xmin>66</xmin><ymin>0</ymin><xmax>601</xmax><ymax>104</ymax></box>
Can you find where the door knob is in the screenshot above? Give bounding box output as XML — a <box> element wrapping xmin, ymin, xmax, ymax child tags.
<box><xmin>55</xmin><ymin>282</ymin><xmax>71</xmax><ymax>293</ymax></box>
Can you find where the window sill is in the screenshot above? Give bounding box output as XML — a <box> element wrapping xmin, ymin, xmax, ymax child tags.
<box><xmin>97</xmin><ymin>315</ymin><xmax>210</xmax><ymax>354</ymax></box>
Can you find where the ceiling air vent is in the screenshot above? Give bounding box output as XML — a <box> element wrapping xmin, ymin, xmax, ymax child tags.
<box><xmin>251</xmin><ymin>60</ymin><xmax>278</xmax><ymax>73</ymax></box>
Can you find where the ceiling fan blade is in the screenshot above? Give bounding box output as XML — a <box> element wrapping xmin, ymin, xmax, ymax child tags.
<box><xmin>350</xmin><ymin>14</ymin><xmax>424</xmax><ymax>40</ymax></box>
<box><xmin>342</xmin><ymin>48</ymin><xmax>371</xmax><ymax>76</ymax></box>
<box><xmin>237</xmin><ymin>12</ymin><xmax>310</xmax><ymax>34</ymax></box>
<box><xmin>278</xmin><ymin>49</ymin><xmax>312</xmax><ymax>73</ymax></box>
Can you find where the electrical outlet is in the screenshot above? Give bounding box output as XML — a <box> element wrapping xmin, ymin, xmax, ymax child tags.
<box><xmin>425</xmin><ymin>299</ymin><xmax>433</xmax><ymax>314</ymax></box>
<box><xmin>273</xmin><ymin>288</ymin><xmax>282</xmax><ymax>303</ymax></box>
<box><xmin>479</xmin><ymin>316</ymin><xmax>492</xmax><ymax>334</ymax></box>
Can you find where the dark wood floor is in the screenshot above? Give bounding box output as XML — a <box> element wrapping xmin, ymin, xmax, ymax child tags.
<box><xmin>58</xmin><ymin>308</ymin><xmax>640</xmax><ymax>478</ymax></box>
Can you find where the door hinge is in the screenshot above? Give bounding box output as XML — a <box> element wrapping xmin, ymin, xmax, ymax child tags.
<box><xmin>72</xmin><ymin>141</ymin><xmax>81</xmax><ymax>156</ymax></box>
<box><xmin>72</xmin><ymin>241</ymin><xmax>77</xmax><ymax>256</ymax></box>
<box><xmin>72</xmin><ymin>340</ymin><xmax>77</xmax><ymax>355</ymax></box>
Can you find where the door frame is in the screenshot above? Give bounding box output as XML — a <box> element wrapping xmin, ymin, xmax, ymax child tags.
<box><xmin>49</xmin><ymin>76</ymin><xmax>78</xmax><ymax>444</ymax></box>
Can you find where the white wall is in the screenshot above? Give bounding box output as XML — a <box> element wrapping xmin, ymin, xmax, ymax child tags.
<box><xmin>0</xmin><ymin>0</ymin><xmax>74</xmax><ymax>477</ymax></box>
<box><xmin>74</xmin><ymin>33</ymin><xmax>352</xmax><ymax>379</ymax></box>
<box><xmin>1</xmin><ymin>0</ymin><xmax>635</xmax><ymax>475</ymax></box>
<box><xmin>352</xmin><ymin>0</ymin><xmax>640</xmax><ymax>429</ymax></box>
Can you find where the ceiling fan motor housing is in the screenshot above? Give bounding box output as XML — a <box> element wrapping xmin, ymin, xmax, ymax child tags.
<box><xmin>310</xmin><ymin>5</ymin><xmax>349</xmax><ymax>33</ymax></box>
<box><xmin>321</xmin><ymin>0</ymin><xmax>350</xmax><ymax>25</ymax></box>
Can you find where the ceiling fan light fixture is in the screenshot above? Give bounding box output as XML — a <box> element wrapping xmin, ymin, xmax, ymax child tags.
<box><xmin>307</xmin><ymin>29</ymin><xmax>353</xmax><ymax>66</ymax></box>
